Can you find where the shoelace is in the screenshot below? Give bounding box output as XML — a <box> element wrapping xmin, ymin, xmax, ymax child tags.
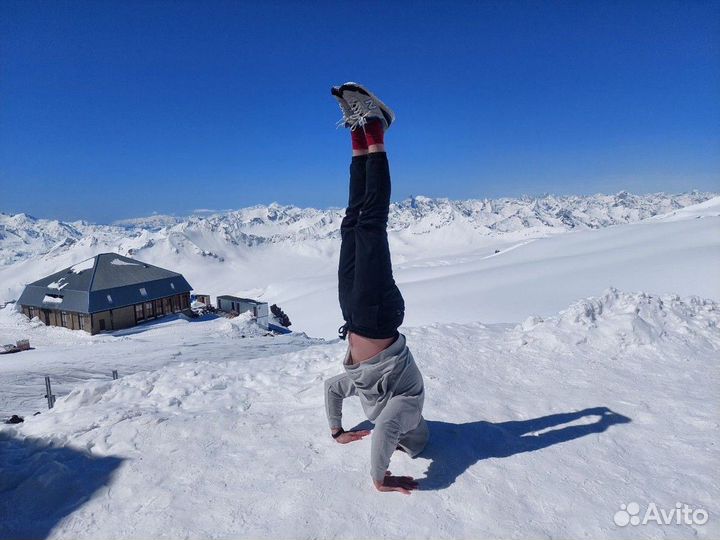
<box><xmin>338</xmin><ymin>322</ymin><xmax>349</xmax><ymax>340</ymax></box>
<box><xmin>335</xmin><ymin>98</ymin><xmax>371</xmax><ymax>131</ymax></box>
<box><xmin>335</xmin><ymin>100</ymin><xmax>359</xmax><ymax>129</ymax></box>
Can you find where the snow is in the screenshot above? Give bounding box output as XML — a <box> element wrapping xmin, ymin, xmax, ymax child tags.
<box><xmin>0</xmin><ymin>192</ymin><xmax>714</xmax><ymax>303</ymax></box>
<box><xmin>0</xmin><ymin>193</ymin><xmax>718</xmax><ymax>539</ymax></box>
<box><xmin>47</xmin><ymin>278</ymin><xmax>68</xmax><ymax>290</ymax></box>
<box><xmin>0</xmin><ymin>290</ymin><xmax>718</xmax><ymax>539</ymax></box>
<box><xmin>41</xmin><ymin>295</ymin><xmax>63</xmax><ymax>304</ymax></box>
<box><xmin>110</xmin><ymin>258</ymin><xmax>140</xmax><ymax>266</ymax></box>
<box><xmin>277</xmin><ymin>199</ymin><xmax>720</xmax><ymax>338</ymax></box>
<box><xmin>69</xmin><ymin>257</ymin><xmax>95</xmax><ymax>274</ymax></box>
<box><xmin>650</xmin><ymin>195</ymin><xmax>720</xmax><ymax>222</ymax></box>
<box><xmin>517</xmin><ymin>288</ymin><xmax>719</xmax><ymax>351</ymax></box>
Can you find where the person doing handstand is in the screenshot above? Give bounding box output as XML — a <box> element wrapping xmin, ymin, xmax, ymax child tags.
<box><xmin>324</xmin><ymin>82</ymin><xmax>429</xmax><ymax>495</ymax></box>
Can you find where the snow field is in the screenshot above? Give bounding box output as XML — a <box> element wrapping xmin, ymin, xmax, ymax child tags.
<box><xmin>1</xmin><ymin>289</ymin><xmax>718</xmax><ymax>539</ymax></box>
<box><xmin>0</xmin><ymin>196</ymin><xmax>718</xmax><ymax>539</ymax></box>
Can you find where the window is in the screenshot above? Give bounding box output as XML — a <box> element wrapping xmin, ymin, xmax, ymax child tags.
<box><xmin>28</xmin><ymin>307</ymin><xmax>35</xmax><ymax>319</ymax></box>
<box><xmin>145</xmin><ymin>302</ymin><xmax>154</xmax><ymax>317</ymax></box>
<box><xmin>163</xmin><ymin>297</ymin><xmax>171</xmax><ymax>314</ymax></box>
<box><xmin>61</xmin><ymin>311</ymin><xmax>69</xmax><ymax>327</ymax></box>
<box><xmin>135</xmin><ymin>304</ymin><xmax>144</xmax><ymax>321</ymax></box>
<box><xmin>78</xmin><ymin>315</ymin><xmax>85</xmax><ymax>330</ymax></box>
<box><xmin>172</xmin><ymin>296</ymin><xmax>180</xmax><ymax>312</ymax></box>
<box><xmin>155</xmin><ymin>299</ymin><xmax>163</xmax><ymax>317</ymax></box>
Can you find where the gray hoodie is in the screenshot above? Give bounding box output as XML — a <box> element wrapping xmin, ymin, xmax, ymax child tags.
<box><xmin>324</xmin><ymin>333</ymin><xmax>429</xmax><ymax>482</ymax></box>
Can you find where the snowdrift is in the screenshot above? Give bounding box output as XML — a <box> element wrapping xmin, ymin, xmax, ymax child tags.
<box><xmin>518</xmin><ymin>288</ymin><xmax>720</xmax><ymax>351</ymax></box>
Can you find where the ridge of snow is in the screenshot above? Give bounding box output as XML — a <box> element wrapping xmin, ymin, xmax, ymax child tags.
<box><xmin>517</xmin><ymin>288</ymin><xmax>720</xmax><ymax>352</ymax></box>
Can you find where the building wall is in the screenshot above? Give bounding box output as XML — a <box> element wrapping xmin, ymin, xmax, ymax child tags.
<box><xmin>217</xmin><ymin>298</ymin><xmax>269</xmax><ymax>328</ymax></box>
<box><xmin>90</xmin><ymin>305</ymin><xmax>135</xmax><ymax>334</ymax></box>
<box><xmin>21</xmin><ymin>306</ymin><xmax>92</xmax><ymax>333</ymax></box>
<box><xmin>80</xmin><ymin>313</ymin><xmax>91</xmax><ymax>332</ymax></box>
<box><xmin>91</xmin><ymin>310</ymin><xmax>113</xmax><ymax>334</ymax></box>
<box><xmin>111</xmin><ymin>305</ymin><xmax>136</xmax><ymax>331</ymax></box>
<box><xmin>256</xmin><ymin>303</ymin><xmax>269</xmax><ymax>319</ymax></box>
<box><xmin>22</xmin><ymin>291</ymin><xmax>191</xmax><ymax>335</ymax></box>
<box><xmin>256</xmin><ymin>303</ymin><xmax>269</xmax><ymax>329</ymax></box>
<box><xmin>194</xmin><ymin>294</ymin><xmax>211</xmax><ymax>306</ymax></box>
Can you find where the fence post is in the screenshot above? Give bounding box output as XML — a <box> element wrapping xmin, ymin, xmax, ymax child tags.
<box><xmin>112</xmin><ymin>370</ymin><xmax>118</xmax><ymax>380</ymax></box>
<box><xmin>44</xmin><ymin>376</ymin><xmax>55</xmax><ymax>409</ymax></box>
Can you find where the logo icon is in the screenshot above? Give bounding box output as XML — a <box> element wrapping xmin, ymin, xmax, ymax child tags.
<box><xmin>613</xmin><ymin>502</ymin><xmax>709</xmax><ymax>527</ymax></box>
<box><xmin>614</xmin><ymin>502</ymin><xmax>641</xmax><ymax>526</ymax></box>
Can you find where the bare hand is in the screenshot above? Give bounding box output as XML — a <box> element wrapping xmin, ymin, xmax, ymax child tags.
<box><xmin>334</xmin><ymin>429</ymin><xmax>371</xmax><ymax>444</ymax></box>
<box><xmin>373</xmin><ymin>470</ymin><xmax>419</xmax><ymax>495</ymax></box>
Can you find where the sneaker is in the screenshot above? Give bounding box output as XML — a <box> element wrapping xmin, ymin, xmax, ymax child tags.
<box><xmin>331</xmin><ymin>86</ymin><xmax>355</xmax><ymax>129</ymax></box>
<box><xmin>339</xmin><ymin>82</ymin><xmax>395</xmax><ymax>131</ymax></box>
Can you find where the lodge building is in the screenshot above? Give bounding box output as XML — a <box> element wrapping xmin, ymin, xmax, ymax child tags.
<box><xmin>18</xmin><ymin>253</ymin><xmax>193</xmax><ymax>334</ymax></box>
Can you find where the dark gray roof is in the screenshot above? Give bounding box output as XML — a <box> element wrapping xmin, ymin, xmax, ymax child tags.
<box><xmin>18</xmin><ymin>253</ymin><xmax>192</xmax><ymax>313</ymax></box>
<box><xmin>217</xmin><ymin>295</ymin><xmax>266</xmax><ymax>305</ymax></box>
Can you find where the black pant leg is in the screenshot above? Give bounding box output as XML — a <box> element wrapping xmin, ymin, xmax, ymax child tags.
<box><xmin>349</xmin><ymin>152</ymin><xmax>405</xmax><ymax>338</ymax></box>
<box><xmin>338</xmin><ymin>155</ymin><xmax>367</xmax><ymax>323</ymax></box>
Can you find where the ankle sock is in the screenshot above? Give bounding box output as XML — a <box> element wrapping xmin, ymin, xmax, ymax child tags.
<box><xmin>351</xmin><ymin>127</ymin><xmax>368</xmax><ymax>151</ymax></box>
<box><xmin>364</xmin><ymin>119</ymin><xmax>384</xmax><ymax>147</ymax></box>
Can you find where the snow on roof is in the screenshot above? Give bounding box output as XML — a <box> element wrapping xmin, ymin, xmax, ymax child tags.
<box><xmin>18</xmin><ymin>253</ymin><xmax>193</xmax><ymax>313</ymax></box>
<box><xmin>42</xmin><ymin>294</ymin><xmax>63</xmax><ymax>304</ymax></box>
<box><xmin>70</xmin><ymin>258</ymin><xmax>95</xmax><ymax>274</ymax></box>
<box><xmin>111</xmin><ymin>258</ymin><xmax>141</xmax><ymax>266</ymax></box>
<box><xmin>48</xmin><ymin>278</ymin><xmax>69</xmax><ymax>290</ymax></box>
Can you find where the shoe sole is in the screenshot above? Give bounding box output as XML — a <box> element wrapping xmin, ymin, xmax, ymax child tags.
<box><xmin>338</xmin><ymin>82</ymin><xmax>395</xmax><ymax>129</ymax></box>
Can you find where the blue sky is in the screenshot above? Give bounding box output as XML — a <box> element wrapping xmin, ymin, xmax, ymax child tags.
<box><xmin>1</xmin><ymin>1</ymin><xmax>718</xmax><ymax>223</ymax></box>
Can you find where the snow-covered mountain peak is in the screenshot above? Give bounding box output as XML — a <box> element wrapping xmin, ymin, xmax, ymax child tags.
<box><xmin>1</xmin><ymin>191</ymin><xmax>716</xmax><ymax>305</ymax></box>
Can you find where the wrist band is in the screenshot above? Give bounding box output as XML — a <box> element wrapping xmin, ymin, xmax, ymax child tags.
<box><xmin>332</xmin><ymin>428</ymin><xmax>345</xmax><ymax>439</ymax></box>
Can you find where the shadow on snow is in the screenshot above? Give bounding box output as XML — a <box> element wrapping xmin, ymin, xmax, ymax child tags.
<box><xmin>353</xmin><ymin>406</ymin><xmax>631</xmax><ymax>491</ymax></box>
<box><xmin>0</xmin><ymin>432</ymin><xmax>124</xmax><ymax>539</ymax></box>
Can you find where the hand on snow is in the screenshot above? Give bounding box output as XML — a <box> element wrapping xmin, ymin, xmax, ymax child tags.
<box><xmin>334</xmin><ymin>429</ymin><xmax>371</xmax><ymax>444</ymax></box>
<box><xmin>373</xmin><ymin>470</ymin><xmax>419</xmax><ymax>495</ymax></box>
